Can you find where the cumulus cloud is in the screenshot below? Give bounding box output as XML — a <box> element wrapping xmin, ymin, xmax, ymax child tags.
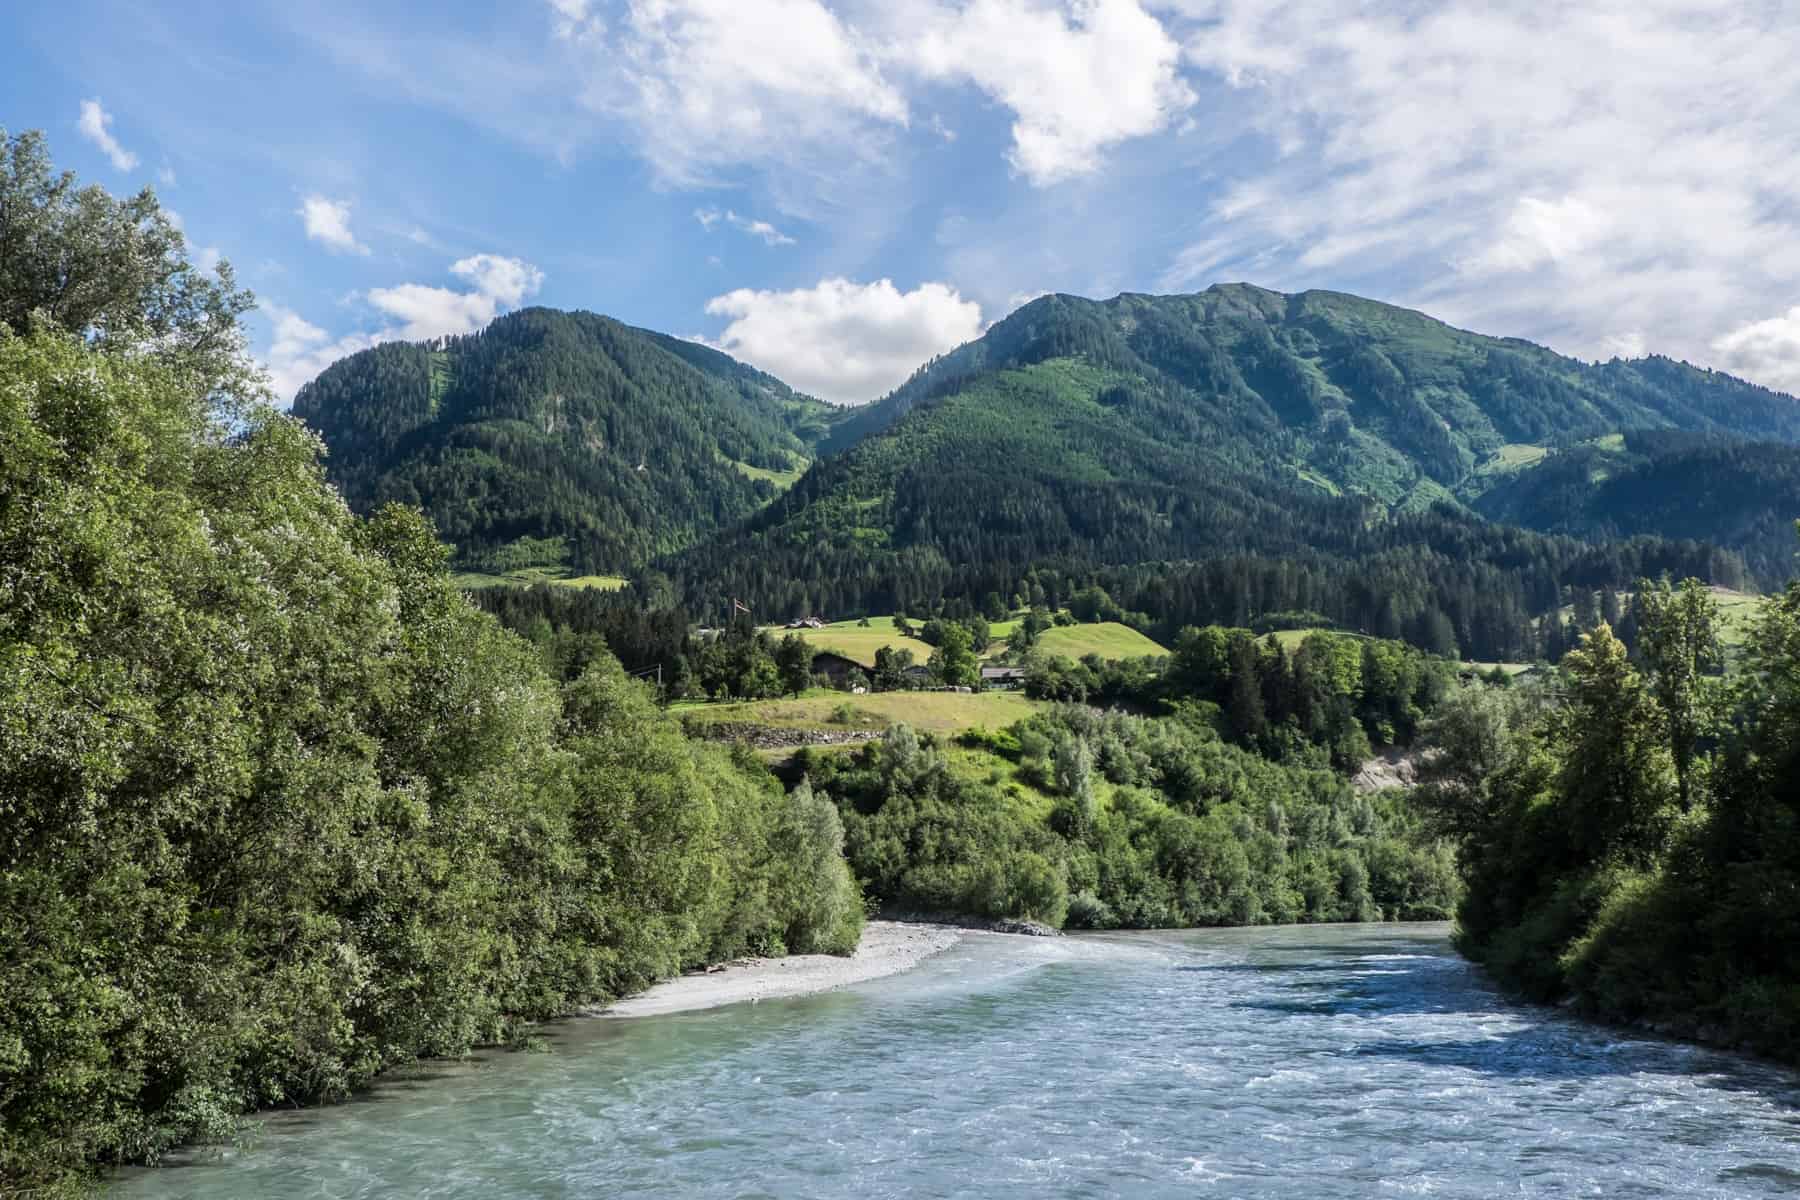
<box><xmin>703</xmin><ymin>277</ymin><xmax>984</xmax><ymax>403</ymax></box>
<box><xmin>77</xmin><ymin>99</ymin><xmax>138</xmax><ymax>171</ymax></box>
<box><xmin>558</xmin><ymin>0</ymin><xmax>1190</xmax><ymax>189</ymax></box>
<box><xmin>695</xmin><ymin>207</ymin><xmax>797</xmax><ymax>245</ymax></box>
<box><xmin>262</xmin><ymin>303</ymin><xmax>380</xmax><ymax>404</ymax></box>
<box><xmin>576</xmin><ymin>0</ymin><xmax>908</xmax><ymax>185</ymax></box>
<box><xmin>263</xmin><ymin>255</ymin><xmax>544</xmax><ymax>402</ymax></box>
<box><xmin>297</xmin><ymin>194</ymin><xmax>370</xmax><ymax>255</ymax></box>
<box><xmin>1713</xmin><ymin>309</ymin><xmax>1800</xmax><ymax>397</ymax></box>
<box><xmin>367</xmin><ymin>253</ymin><xmax>545</xmax><ymax>338</ymax></box>
<box><xmin>904</xmin><ymin>0</ymin><xmax>1194</xmax><ymax>184</ymax></box>
<box><xmin>1160</xmin><ymin>0</ymin><xmax>1800</xmax><ymax>393</ymax></box>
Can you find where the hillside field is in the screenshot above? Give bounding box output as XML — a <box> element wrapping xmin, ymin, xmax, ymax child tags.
<box><xmin>451</xmin><ymin>568</ymin><xmax>628</xmax><ymax>591</ymax></box>
<box><xmin>766</xmin><ymin>617</ymin><xmax>937</xmax><ymax>668</ymax></box>
<box><xmin>676</xmin><ymin>690</ymin><xmax>1046</xmax><ymax>736</ymax></box>
<box><xmin>1033</xmin><ymin>623</ymin><xmax>1169</xmax><ymax>660</ymax></box>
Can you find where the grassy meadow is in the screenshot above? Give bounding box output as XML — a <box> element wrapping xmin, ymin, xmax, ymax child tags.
<box><xmin>676</xmin><ymin>689</ymin><xmax>1046</xmax><ymax>736</ymax></box>
<box><xmin>1033</xmin><ymin>622</ymin><xmax>1169</xmax><ymax>660</ymax></box>
<box><xmin>451</xmin><ymin>567</ymin><xmax>629</xmax><ymax>591</ymax></box>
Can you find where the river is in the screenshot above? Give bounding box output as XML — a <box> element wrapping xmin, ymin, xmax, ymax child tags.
<box><xmin>111</xmin><ymin>923</ymin><xmax>1800</xmax><ymax>1198</ymax></box>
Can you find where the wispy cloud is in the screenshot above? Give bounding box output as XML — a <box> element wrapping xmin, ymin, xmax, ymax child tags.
<box><xmin>77</xmin><ymin>99</ymin><xmax>138</xmax><ymax>171</ymax></box>
<box><xmin>297</xmin><ymin>194</ymin><xmax>370</xmax><ymax>255</ymax></box>
<box><xmin>1714</xmin><ymin>308</ymin><xmax>1800</xmax><ymax>396</ymax></box>
<box><xmin>695</xmin><ymin>207</ymin><xmax>797</xmax><ymax>246</ymax></box>
<box><xmin>547</xmin><ymin>0</ymin><xmax>604</xmax><ymax>42</ymax></box>
<box><xmin>555</xmin><ymin>0</ymin><xmax>1192</xmax><ymax>190</ymax></box>
<box><xmin>1161</xmin><ymin>0</ymin><xmax>1800</xmax><ymax>392</ymax></box>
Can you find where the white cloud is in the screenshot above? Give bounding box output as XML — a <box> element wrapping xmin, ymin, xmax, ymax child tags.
<box><xmin>77</xmin><ymin>99</ymin><xmax>138</xmax><ymax>172</ymax></box>
<box><xmin>262</xmin><ymin>303</ymin><xmax>380</xmax><ymax>404</ymax></box>
<box><xmin>297</xmin><ymin>194</ymin><xmax>370</xmax><ymax>255</ymax></box>
<box><xmin>904</xmin><ymin>0</ymin><xmax>1194</xmax><ymax>185</ymax></box>
<box><xmin>1160</xmin><ymin>0</ymin><xmax>1800</xmax><ymax>393</ymax></box>
<box><xmin>548</xmin><ymin>0</ymin><xmax>604</xmax><ymax>41</ymax></box>
<box><xmin>695</xmin><ymin>207</ymin><xmax>797</xmax><ymax>245</ymax></box>
<box><xmin>1468</xmin><ymin>195</ymin><xmax>1614</xmax><ymax>275</ymax></box>
<box><xmin>366</xmin><ymin>253</ymin><xmax>544</xmax><ymax>339</ymax></box>
<box><xmin>1599</xmin><ymin>331</ymin><xmax>1648</xmax><ymax>361</ymax></box>
<box><xmin>263</xmin><ymin>255</ymin><xmax>544</xmax><ymax>402</ymax></box>
<box><xmin>560</xmin><ymin>0</ymin><xmax>1191</xmax><ymax>188</ymax></box>
<box><xmin>703</xmin><ymin>277</ymin><xmax>984</xmax><ymax>403</ymax></box>
<box><xmin>157</xmin><ymin>163</ymin><xmax>177</xmax><ymax>187</ymax></box>
<box><xmin>577</xmin><ymin>0</ymin><xmax>909</xmax><ymax>186</ymax></box>
<box><xmin>1713</xmin><ymin>309</ymin><xmax>1800</xmax><ymax>396</ymax></box>
<box><xmin>1005</xmin><ymin>289</ymin><xmax>1050</xmax><ymax>312</ymax></box>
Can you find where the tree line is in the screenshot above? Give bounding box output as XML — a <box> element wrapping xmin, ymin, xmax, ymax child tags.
<box><xmin>0</xmin><ymin>129</ymin><xmax>861</xmax><ymax>1192</ymax></box>
<box><xmin>1416</xmin><ymin>569</ymin><xmax>1800</xmax><ymax>1062</ymax></box>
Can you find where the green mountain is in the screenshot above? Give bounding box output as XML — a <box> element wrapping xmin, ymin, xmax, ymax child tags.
<box><xmin>292</xmin><ymin>307</ymin><xmax>838</xmax><ymax>573</ymax></box>
<box><xmin>1475</xmin><ymin>430</ymin><xmax>1800</xmax><ymax>583</ymax></box>
<box><xmin>663</xmin><ymin>285</ymin><xmax>1798</xmax><ymax>656</ymax></box>
<box><xmin>829</xmin><ymin>285</ymin><xmax>1800</xmax><ymax>506</ymax></box>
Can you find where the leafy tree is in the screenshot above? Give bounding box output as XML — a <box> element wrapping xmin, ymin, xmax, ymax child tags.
<box><xmin>872</xmin><ymin>645</ymin><xmax>916</xmax><ymax>692</ymax></box>
<box><xmin>1555</xmin><ymin>623</ymin><xmax>1677</xmax><ymax>864</ymax></box>
<box><xmin>0</xmin><ymin>134</ymin><xmax>867</xmax><ymax>1190</ymax></box>
<box><xmin>0</xmin><ymin>128</ymin><xmax>255</xmax><ymax>393</ymax></box>
<box><xmin>776</xmin><ymin>632</ymin><xmax>814</xmax><ymax>697</ymax></box>
<box><xmin>1634</xmin><ymin>577</ymin><xmax>1723</xmax><ymax>807</ymax></box>
<box><xmin>928</xmin><ymin>624</ymin><xmax>979</xmax><ymax>689</ymax></box>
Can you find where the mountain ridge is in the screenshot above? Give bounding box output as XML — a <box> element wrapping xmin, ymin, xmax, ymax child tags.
<box><xmin>293</xmin><ymin>286</ymin><xmax>1800</xmax><ymax>631</ymax></box>
<box><xmin>293</xmin><ymin>306</ymin><xmax>840</xmax><ymax>573</ymax></box>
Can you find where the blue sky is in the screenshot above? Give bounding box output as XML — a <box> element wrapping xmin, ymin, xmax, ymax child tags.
<box><xmin>7</xmin><ymin>0</ymin><xmax>1800</xmax><ymax>405</ymax></box>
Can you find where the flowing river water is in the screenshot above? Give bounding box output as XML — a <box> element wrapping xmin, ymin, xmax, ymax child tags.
<box><xmin>112</xmin><ymin>923</ymin><xmax>1800</xmax><ymax>1198</ymax></box>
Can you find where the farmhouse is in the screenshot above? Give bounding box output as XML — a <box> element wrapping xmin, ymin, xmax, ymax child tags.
<box><xmin>980</xmin><ymin>666</ymin><xmax>1027</xmax><ymax>689</ymax></box>
<box><xmin>810</xmin><ymin>650</ymin><xmax>864</xmax><ymax>688</ymax></box>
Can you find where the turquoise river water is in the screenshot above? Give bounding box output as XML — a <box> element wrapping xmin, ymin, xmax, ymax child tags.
<box><xmin>112</xmin><ymin>923</ymin><xmax>1800</xmax><ymax>1198</ymax></box>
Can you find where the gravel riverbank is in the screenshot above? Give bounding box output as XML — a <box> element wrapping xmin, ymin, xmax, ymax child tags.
<box><xmin>593</xmin><ymin>921</ymin><xmax>964</xmax><ymax>1018</ymax></box>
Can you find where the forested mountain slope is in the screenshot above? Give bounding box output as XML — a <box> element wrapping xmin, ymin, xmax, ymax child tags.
<box><xmin>830</xmin><ymin>285</ymin><xmax>1800</xmax><ymax>501</ymax></box>
<box><xmin>1475</xmin><ymin>431</ymin><xmax>1800</xmax><ymax>583</ymax></box>
<box><xmin>664</xmin><ymin>286</ymin><xmax>1796</xmax><ymax>656</ymax></box>
<box><xmin>293</xmin><ymin>307</ymin><xmax>838</xmax><ymax>572</ymax></box>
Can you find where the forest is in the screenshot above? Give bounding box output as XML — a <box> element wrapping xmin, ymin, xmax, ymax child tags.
<box><xmin>1416</xmin><ymin>572</ymin><xmax>1800</xmax><ymax>1063</ymax></box>
<box><xmin>292</xmin><ymin>306</ymin><xmax>838</xmax><ymax>573</ymax></box>
<box><xmin>0</xmin><ymin>130</ymin><xmax>859</xmax><ymax>1193</ymax></box>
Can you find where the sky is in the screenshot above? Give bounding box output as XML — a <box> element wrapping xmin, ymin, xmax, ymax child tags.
<box><xmin>6</xmin><ymin>0</ymin><xmax>1800</xmax><ymax>407</ymax></box>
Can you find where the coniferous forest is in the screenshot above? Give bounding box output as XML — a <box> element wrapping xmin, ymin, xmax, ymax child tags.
<box><xmin>7</xmin><ymin>119</ymin><xmax>1800</xmax><ymax>1195</ymax></box>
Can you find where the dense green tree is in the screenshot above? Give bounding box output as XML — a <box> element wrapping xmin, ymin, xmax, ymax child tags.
<box><xmin>0</xmin><ymin>137</ymin><xmax>865</xmax><ymax>1191</ymax></box>
<box><xmin>0</xmin><ymin>128</ymin><xmax>255</xmax><ymax>393</ymax></box>
<box><xmin>872</xmin><ymin>645</ymin><xmax>916</xmax><ymax>692</ymax></box>
<box><xmin>1634</xmin><ymin>577</ymin><xmax>1724</xmax><ymax>807</ymax></box>
<box><xmin>1428</xmin><ymin>537</ymin><xmax>1800</xmax><ymax>1061</ymax></box>
<box><xmin>776</xmin><ymin>632</ymin><xmax>814</xmax><ymax>697</ymax></box>
<box><xmin>928</xmin><ymin>624</ymin><xmax>979</xmax><ymax>688</ymax></box>
<box><xmin>1555</xmin><ymin>624</ymin><xmax>1677</xmax><ymax>865</ymax></box>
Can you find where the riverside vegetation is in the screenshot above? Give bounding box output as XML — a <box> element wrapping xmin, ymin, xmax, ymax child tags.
<box><xmin>1417</xmin><ymin>572</ymin><xmax>1800</xmax><ymax>1062</ymax></box>
<box><xmin>0</xmin><ymin>130</ymin><xmax>860</xmax><ymax>1194</ymax></box>
<box><xmin>7</xmin><ymin>125</ymin><xmax>1800</xmax><ymax>1193</ymax></box>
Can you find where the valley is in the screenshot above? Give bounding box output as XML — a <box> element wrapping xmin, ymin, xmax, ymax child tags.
<box><xmin>6</xmin><ymin>118</ymin><xmax>1800</xmax><ymax>1198</ymax></box>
